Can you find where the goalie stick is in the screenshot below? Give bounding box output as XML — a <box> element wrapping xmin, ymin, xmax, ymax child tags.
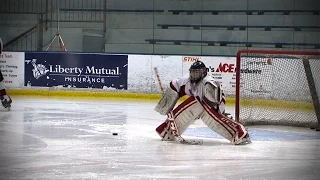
<box><xmin>153</xmin><ymin>67</ymin><xmax>203</xmax><ymax>145</ymax></box>
<box><xmin>153</xmin><ymin>67</ymin><xmax>164</xmax><ymax>92</ymax></box>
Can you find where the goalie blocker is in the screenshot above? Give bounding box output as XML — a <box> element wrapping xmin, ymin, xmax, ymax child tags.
<box><xmin>155</xmin><ymin>61</ymin><xmax>251</xmax><ymax>145</ymax></box>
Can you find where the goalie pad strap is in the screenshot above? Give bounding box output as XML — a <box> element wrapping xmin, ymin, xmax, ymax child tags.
<box><xmin>154</xmin><ymin>87</ymin><xmax>179</xmax><ymax>115</ymax></box>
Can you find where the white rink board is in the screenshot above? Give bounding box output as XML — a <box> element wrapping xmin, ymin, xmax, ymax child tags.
<box><xmin>2</xmin><ymin>52</ymin><xmax>239</xmax><ymax>96</ymax></box>
<box><xmin>128</xmin><ymin>55</ymin><xmax>237</xmax><ymax>95</ymax></box>
<box><xmin>128</xmin><ymin>55</ymin><xmax>183</xmax><ymax>93</ymax></box>
<box><xmin>0</xmin><ymin>52</ymin><xmax>25</xmax><ymax>88</ymax></box>
<box><xmin>1</xmin><ymin>52</ymin><xmax>315</xmax><ymax>99</ymax></box>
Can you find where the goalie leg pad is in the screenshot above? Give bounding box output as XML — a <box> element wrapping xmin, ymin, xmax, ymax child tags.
<box><xmin>155</xmin><ymin>120</ymin><xmax>175</xmax><ymax>141</ymax></box>
<box><xmin>155</xmin><ymin>96</ymin><xmax>204</xmax><ymax>140</ymax></box>
<box><xmin>154</xmin><ymin>87</ymin><xmax>179</xmax><ymax>115</ymax></box>
<box><xmin>171</xmin><ymin>96</ymin><xmax>204</xmax><ymax>135</ymax></box>
<box><xmin>200</xmin><ymin>100</ymin><xmax>248</xmax><ymax>144</ymax></box>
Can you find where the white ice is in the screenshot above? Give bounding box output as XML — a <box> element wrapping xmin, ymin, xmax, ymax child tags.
<box><xmin>0</xmin><ymin>97</ymin><xmax>319</xmax><ymax>180</ymax></box>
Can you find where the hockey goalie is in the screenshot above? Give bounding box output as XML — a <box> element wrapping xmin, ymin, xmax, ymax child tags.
<box><xmin>0</xmin><ymin>38</ymin><xmax>12</xmax><ymax>110</ymax></box>
<box><xmin>154</xmin><ymin>61</ymin><xmax>251</xmax><ymax>145</ymax></box>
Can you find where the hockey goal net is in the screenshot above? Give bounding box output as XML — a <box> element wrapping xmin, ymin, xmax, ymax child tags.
<box><xmin>235</xmin><ymin>49</ymin><xmax>320</xmax><ymax>127</ymax></box>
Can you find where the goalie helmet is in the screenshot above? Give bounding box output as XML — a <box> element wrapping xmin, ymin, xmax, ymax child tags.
<box><xmin>189</xmin><ymin>61</ymin><xmax>207</xmax><ymax>84</ymax></box>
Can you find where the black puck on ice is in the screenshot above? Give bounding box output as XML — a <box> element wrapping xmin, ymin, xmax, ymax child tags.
<box><xmin>112</xmin><ymin>133</ymin><xmax>118</xmax><ymax>136</ymax></box>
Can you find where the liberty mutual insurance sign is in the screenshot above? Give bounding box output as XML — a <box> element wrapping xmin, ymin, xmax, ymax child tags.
<box><xmin>24</xmin><ymin>52</ymin><xmax>128</xmax><ymax>89</ymax></box>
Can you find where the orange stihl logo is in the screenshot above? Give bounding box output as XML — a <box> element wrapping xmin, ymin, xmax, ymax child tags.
<box><xmin>183</xmin><ymin>57</ymin><xmax>200</xmax><ymax>62</ymax></box>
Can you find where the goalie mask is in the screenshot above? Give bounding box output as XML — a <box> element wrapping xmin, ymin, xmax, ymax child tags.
<box><xmin>189</xmin><ymin>61</ymin><xmax>207</xmax><ymax>84</ymax></box>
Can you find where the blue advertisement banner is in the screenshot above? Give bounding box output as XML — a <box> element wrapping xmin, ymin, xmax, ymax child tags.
<box><xmin>25</xmin><ymin>52</ymin><xmax>128</xmax><ymax>89</ymax></box>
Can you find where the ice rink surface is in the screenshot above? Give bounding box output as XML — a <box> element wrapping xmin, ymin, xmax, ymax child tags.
<box><xmin>0</xmin><ymin>97</ymin><xmax>320</xmax><ymax>180</ymax></box>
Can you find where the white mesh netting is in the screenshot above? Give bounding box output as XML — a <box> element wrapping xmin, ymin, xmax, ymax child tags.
<box><xmin>237</xmin><ymin>50</ymin><xmax>320</xmax><ymax>127</ymax></box>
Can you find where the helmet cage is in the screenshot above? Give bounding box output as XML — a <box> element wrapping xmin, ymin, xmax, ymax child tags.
<box><xmin>189</xmin><ymin>66</ymin><xmax>207</xmax><ymax>84</ymax></box>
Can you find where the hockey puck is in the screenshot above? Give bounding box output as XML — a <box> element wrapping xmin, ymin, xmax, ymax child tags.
<box><xmin>112</xmin><ymin>133</ymin><xmax>118</xmax><ymax>136</ymax></box>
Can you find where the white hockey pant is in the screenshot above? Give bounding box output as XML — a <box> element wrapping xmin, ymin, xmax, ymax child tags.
<box><xmin>156</xmin><ymin>96</ymin><xmax>247</xmax><ymax>144</ymax></box>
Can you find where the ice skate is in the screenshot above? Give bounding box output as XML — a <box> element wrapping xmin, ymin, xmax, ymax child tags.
<box><xmin>1</xmin><ymin>95</ymin><xmax>12</xmax><ymax>111</ymax></box>
<box><xmin>234</xmin><ymin>133</ymin><xmax>252</xmax><ymax>145</ymax></box>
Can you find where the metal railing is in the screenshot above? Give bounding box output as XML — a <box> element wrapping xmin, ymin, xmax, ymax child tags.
<box><xmin>0</xmin><ymin>0</ymin><xmax>106</xmax><ymax>22</ymax></box>
<box><xmin>1</xmin><ymin>0</ymin><xmax>106</xmax><ymax>52</ymax></box>
<box><xmin>3</xmin><ymin>13</ymin><xmax>44</xmax><ymax>52</ymax></box>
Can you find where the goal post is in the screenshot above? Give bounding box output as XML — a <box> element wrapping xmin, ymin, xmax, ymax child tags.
<box><xmin>235</xmin><ymin>49</ymin><xmax>320</xmax><ymax>128</ymax></box>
